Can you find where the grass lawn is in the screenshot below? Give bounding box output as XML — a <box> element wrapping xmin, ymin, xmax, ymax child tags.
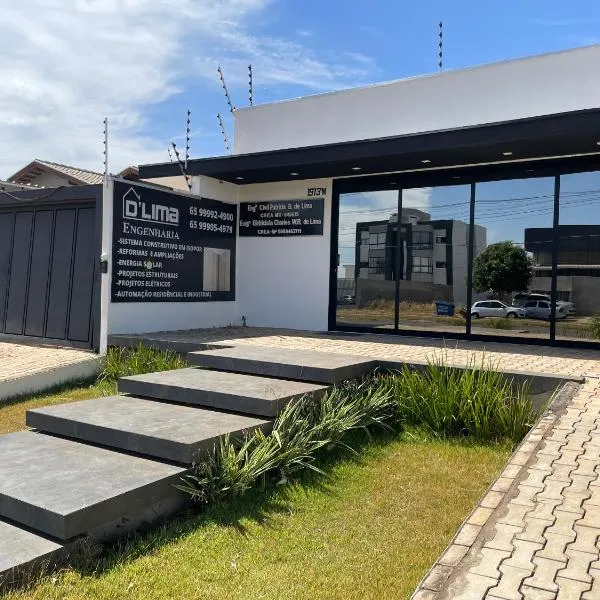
<box><xmin>0</xmin><ymin>380</ymin><xmax>116</xmax><ymax>435</ymax></box>
<box><xmin>5</xmin><ymin>431</ymin><xmax>510</xmax><ymax>600</ymax></box>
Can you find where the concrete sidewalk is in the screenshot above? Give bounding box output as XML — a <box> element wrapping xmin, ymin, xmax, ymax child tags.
<box><xmin>0</xmin><ymin>341</ymin><xmax>100</xmax><ymax>403</ymax></box>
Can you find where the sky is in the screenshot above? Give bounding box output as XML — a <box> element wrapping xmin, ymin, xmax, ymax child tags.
<box><xmin>2</xmin><ymin>0</ymin><xmax>600</xmax><ymax>180</ymax></box>
<box><xmin>2</xmin><ymin>0</ymin><xmax>600</xmax><ymax>265</ymax></box>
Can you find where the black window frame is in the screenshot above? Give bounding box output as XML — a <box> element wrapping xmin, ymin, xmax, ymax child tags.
<box><xmin>331</xmin><ymin>158</ymin><xmax>600</xmax><ymax>349</ymax></box>
<box><xmin>412</xmin><ymin>255</ymin><xmax>433</xmax><ymax>274</ymax></box>
<box><xmin>411</xmin><ymin>230</ymin><xmax>433</xmax><ymax>250</ymax></box>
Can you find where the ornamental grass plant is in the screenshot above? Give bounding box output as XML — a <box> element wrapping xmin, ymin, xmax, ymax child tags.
<box><xmin>180</xmin><ymin>358</ymin><xmax>542</xmax><ymax>505</ymax></box>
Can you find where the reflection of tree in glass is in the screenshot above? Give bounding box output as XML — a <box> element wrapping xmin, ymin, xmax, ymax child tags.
<box><xmin>473</xmin><ymin>241</ymin><xmax>533</xmax><ymax>299</ymax></box>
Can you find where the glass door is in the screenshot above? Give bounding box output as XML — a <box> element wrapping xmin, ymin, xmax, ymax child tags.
<box><xmin>335</xmin><ymin>190</ymin><xmax>399</xmax><ymax>329</ymax></box>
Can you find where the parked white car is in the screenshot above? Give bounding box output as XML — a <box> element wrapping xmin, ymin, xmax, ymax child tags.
<box><xmin>471</xmin><ymin>301</ymin><xmax>526</xmax><ymax>319</ymax></box>
<box><xmin>513</xmin><ymin>293</ymin><xmax>575</xmax><ymax>315</ymax></box>
<box><xmin>523</xmin><ymin>300</ymin><xmax>568</xmax><ymax>320</ymax></box>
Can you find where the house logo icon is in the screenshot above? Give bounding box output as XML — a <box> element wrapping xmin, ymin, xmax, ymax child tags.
<box><xmin>122</xmin><ymin>187</ymin><xmax>179</xmax><ymax>226</ymax></box>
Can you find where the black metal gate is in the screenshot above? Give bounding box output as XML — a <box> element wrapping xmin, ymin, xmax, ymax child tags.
<box><xmin>0</xmin><ymin>186</ymin><xmax>101</xmax><ymax>349</ymax></box>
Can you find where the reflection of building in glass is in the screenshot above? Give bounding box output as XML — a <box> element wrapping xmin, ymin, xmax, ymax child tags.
<box><xmin>203</xmin><ymin>248</ymin><xmax>231</xmax><ymax>292</ymax></box>
<box><xmin>355</xmin><ymin>209</ymin><xmax>486</xmax><ymax>306</ymax></box>
<box><xmin>525</xmin><ymin>225</ymin><xmax>600</xmax><ymax>314</ymax></box>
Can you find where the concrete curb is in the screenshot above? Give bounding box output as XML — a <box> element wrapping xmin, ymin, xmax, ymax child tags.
<box><xmin>0</xmin><ymin>358</ymin><xmax>101</xmax><ymax>405</ymax></box>
<box><xmin>410</xmin><ymin>379</ymin><xmax>581</xmax><ymax>600</ymax></box>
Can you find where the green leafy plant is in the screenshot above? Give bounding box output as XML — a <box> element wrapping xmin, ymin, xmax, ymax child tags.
<box><xmin>483</xmin><ymin>318</ymin><xmax>513</xmax><ymax>330</ymax></box>
<box><xmin>384</xmin><ymin>357</ymin><xmax>540</xmax><ymax>442</ymax></box>
<box><xmin>589</xmin><ymin>315</ymin><xmax>600</xmax><ymax>340</ymax></box>
<box><xmin>179</xmin><ymin>378</ymin><xmax>397</xmax><ymax>504</ymax></box>
<box><xmin>97</xmin><ymin>344</ymin><xmax>187</xmax><ymax>383</ymax></box>
<box><xmin>179</xmin><ymin>361</ymin><xmax>541</xmax><ymax>507</ymax></box>
<box><xmin>473</xmin><ymin>241</ymin><xmax>533</xmax><ymax>299</ymax></box>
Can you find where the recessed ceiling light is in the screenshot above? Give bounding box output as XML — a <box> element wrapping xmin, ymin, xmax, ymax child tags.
<box><xmin>421</xmin><ymin>159</ymin><xmax>431</xmax><ymax>164</ymax></box>
<box><xmin>502</xmin><ymin>151</ymin><xmax>513</xmax><ymax>156</ymax></box>
<box><xmin>290</xmin><ymin>172</ymin><xmax>299</xmax><ymax>176</ymax></box>
<box><xmin>235</xmin><ymin>176</ymin><xmax>244</xmax><ymax>180</ymax></box>
<box><xmin>596</xmin><ymin>141</ymin><xmax>600</xmax><ymax>146</ymax></box>
<box><xmin>351</xmin><ymin>166</ymin><xmax>362</xmax><ymax>171</ymax></box>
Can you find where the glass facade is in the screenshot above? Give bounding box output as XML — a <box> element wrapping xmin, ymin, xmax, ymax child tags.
<box><xmin>334</xmin><ymin>169</ymin><xmax>600</xmax><ymax>346</ymax></box>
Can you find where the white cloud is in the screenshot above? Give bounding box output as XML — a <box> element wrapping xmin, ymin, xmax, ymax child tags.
<box><xmin>0</xmin><ymin>0</ymin><xmax>378</xmax><ymax>178</ymax></box>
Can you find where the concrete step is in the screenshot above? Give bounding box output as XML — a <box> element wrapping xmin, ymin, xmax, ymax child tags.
<box><xmin>0</xmin><ymin>519</ymin><xmax>63</xmax><ymax>582</ymax></box>
<box><xmin>119</xmin><ymin>368</ymin><xmax>329</xmax><ymax>417</ymax></box>
<box><xmin>27</xmin><ymin>396</ymin><xmax>272</xmax><ymax>465</ymax></box>
<box><xmin>0</xmin><ymin>431</ymin><xmax>186</xmax><ymax>540</ymax></box>
<box><xmin>187</xmin><ymin>345</ymin><xmax>377</xmax><ymax>384</ymax></box>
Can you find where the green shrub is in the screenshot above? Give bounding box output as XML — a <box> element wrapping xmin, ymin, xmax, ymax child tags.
<box><xmin>179</xmin><ymin>377</ymin><xmax>397</xmax><ymax>504</ymax></box>
<box><xmin>383</xmin><ymin>358</ymin><xmax>540</xmax><ymax>442</ymax></box>
<box><xmin>484</xmin><ymin>318</ymin><xmax>513</xmax><ymax>330</ymax></box>
<box><xmin>97</xmin><ymin>344</ymin><xmax>186</xmax><ymax>383</ymax></box>
<box><xmin>179</xmin><ymin>360</ymin><xmax>541</xmax><ymax>506</ymax></box>
<box><xmin>589</xmin><ymin>315</ymin><xmax>600</xmax><ymax>340</ymax></box>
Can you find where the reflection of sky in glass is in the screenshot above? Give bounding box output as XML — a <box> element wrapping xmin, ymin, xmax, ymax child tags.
<box><xmin>338</xmin><ymin>174</ymin><xmax>600</xmax><ymax>268</ymax></box>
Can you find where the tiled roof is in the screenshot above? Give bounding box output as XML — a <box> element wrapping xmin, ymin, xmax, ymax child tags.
<box><xmin>9</xmin><ymin>159</ymin><xmax>104</xmax><ymax>185</ymax></box>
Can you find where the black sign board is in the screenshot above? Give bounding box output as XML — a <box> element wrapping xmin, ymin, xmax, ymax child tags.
<box><xmin>111</xmin><ymin>181</ymin><xmax>236</xmax><ymax>302</ymax></box>
<box><xmin>238</xmin><ymin>198</ymin><xmax>324</xmax><ymax>237</ymax></box>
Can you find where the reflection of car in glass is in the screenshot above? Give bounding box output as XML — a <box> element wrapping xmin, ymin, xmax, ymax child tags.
<box><xmin>513</xmin><ymin>293</ymin><xmax>575</xmax><ymax>315</ymax></box>
<box><xmin>471</xmin><ymin>301</ymin><xmax>526</xmax><ymax>319</ymax></box>
<box><xmin>339</xmin><ymin>294</ymin><xmax>355</xmax><ymax>305</ymax></box>
<box><xmin>523</xmin><ymin>300</ymin><xmax>568</xmax><ymax>320</ymax></box>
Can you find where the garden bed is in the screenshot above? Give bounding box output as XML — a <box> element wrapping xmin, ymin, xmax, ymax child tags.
<box><xmin>0</xmin><ymin>346</ymin><xmax>559</xmax><ymax>599</ymax></box>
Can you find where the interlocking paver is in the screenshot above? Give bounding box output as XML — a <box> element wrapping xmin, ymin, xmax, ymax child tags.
<box><xmin>545</xmin><ymin>511</ymin><xmax>579</xmax><ymax>540</ymax></box>
<box><xmin>522</xmin><ymin>557</ymin><xmax>564</xmax><ymax>593</ymax></box>
<box><xmin>554</xmin><ymin>576</ymin><xmax>591</xmax><ymax>598</ymax></box>
<box><xmin>554</xmin><ymin>449</ymin><xmax>584</xmax><ymax>468</ymax></box>
<box><xmin>581</xmin><ymin>567</ymin><xmax>600</xmax><ymax>600</ymax></box>
<box><xmin>520</xmin><ymin>586</ymin><xmax>556</xmax><ymax>599</ymax></box>
<box><xmin>575</xmin><ymin>506</ymin><xmax>600</xmax><ymax>530</ymax></box>
<box><xmin>522</xmin><ymin>469</ymin><xmax>551</xmax><ymax>490</ymax></box>
<box><xmin>517</xmin><ymin>516</ymin><xmax>554</xmax><ymax>544</ymax></box>
<box><xmin>504</xmin><ymin>539</ymin><xmax>543</xmax><ymax>571</ymax></box>
<box><xmin>488</xmin><ymin>564</ymin><xmax>532</xmax><ymax>600</ymax></box>
<box><xmin>571</xmin><ymin>459</ymin><xmax>599</xmax><ymax>478</ymax></box>
<box><xmin>468</xmin><ymin>547</ymin><xmax>511</xmax><ymax>579</ymax></box>
<box><xmin>499</xmin><ymin>503</ymin><xmax>537</xmax><ymax>528</ymax></box>
<box><xmin>536</xmin><ymin>532</ymin><xmax>572</xmax><ymax>562</ymax></box>
<box><xmin>557</xmin><ymin>549</ymin><xmax>596</xmax><ymax>584</ymax></box>
<box><xmin>452</xmin><ymin>572</ymin><xmax>498</xmax><ymax>600</ymax></box>
<box><xmin>567</xmin><ymin>525</ymin><xmax>600</xmax><ymax>557</ymax></box>
<box><xmin>486</xmin><ymin>524</ymin><xmax>523</xmax><ymax>552</ymax></box>
<box><xmin>526</xmin><ymin>499</ymin><xmax>560</xmax><ymax>524</ymax></box>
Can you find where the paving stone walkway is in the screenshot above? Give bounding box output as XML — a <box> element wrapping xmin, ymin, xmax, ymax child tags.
<box><xmin>0</xmin><ymin>340</ymin><xmax>97</xmax><ymax>402</ymax></box>
<box><xmin>436</xmin><ymin>377</ymin><xmax>600</xmax><ymax>600</ymax></box>
<box><xmin>0</xmin><ymin>341</ymin><xmax>94</xmax><ymax>382</ymax></box>
<box><xmin>116</xmin><ymin>327</ymin><xmax>600</xmax><ymax>378</ymax></box>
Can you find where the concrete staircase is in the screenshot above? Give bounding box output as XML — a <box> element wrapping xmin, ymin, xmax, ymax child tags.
<box><xmin>0</xmin><ymin>346</ymin><xmax>374</xmax><ymax>584</ymax></box>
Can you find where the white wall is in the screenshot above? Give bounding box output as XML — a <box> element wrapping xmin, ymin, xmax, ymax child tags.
<box><xmin>236</xmin><ymin>178</ymin><xmax>333</xmax><ymax>331</ymax></box>
<box><xmin>234</xmin><ymin>45</ymin><xmax>600</xmax><ymax>154</ymax></box>
<box><xmin>102</xmin><ymin>177</ymin><xmax>240</xmax><ymax>340</ymax></box>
